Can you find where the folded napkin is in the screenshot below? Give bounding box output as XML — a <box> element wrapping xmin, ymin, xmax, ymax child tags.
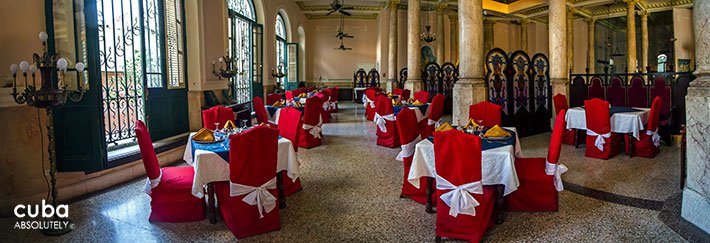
<box><xmin>192</xmin><ymin>128</ymin><xmax>215</xmax><ymax>141</ymax></box>
<box><xmin>412</xmin><ymin>100</ymin><xmax>424</xmax><ymax>106</ymax></box>
<box><xmin>298</xmin><ymin>93</ymin><xmax>307</xmax><ymax>98</ymax></box>
<box><xmin>435</xmin><ymin>122</ymin><xmax>454</xmax><ymax>132</ymax></box>
<box><xmin>294</xmin><ymin>101</ymin><xmax>303</xmax><ymax>107</ymax></box>
<box><xmin>407</xmin><ymin>98</ymin><xmax>415</xmax><ymax>104</ymax></box>
<box><xmin>463</xmin><ymin>119</ymin><xmax>479</xmax><ymax>130</ymax></box>
<box><xmin>387</xmin><ymin>92</ymin><xmax>393</xmax><ymax>97</ymax></box>
<box><xmin>392</xmin><ymin>99</ymin><xmax>403</xmax><ymax>106</ymax></box>
<box><xmin>224</xmin><ymin>120</ymin><xmax>236</xmax><ymax>129</ymax></box>
<box><xmin>484</xmin><ymin>125</ymin><xmax>511</xmax><ymax>138</ymax></box>
<box><xmin>272</xmin><ymin>101</ymin><xmax>283</xmax><ymax>107</ymax></box>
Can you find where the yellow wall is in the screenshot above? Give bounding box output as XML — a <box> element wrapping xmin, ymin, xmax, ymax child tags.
<box><xmin>308</xmin><ymin>18</ymin><xmax>379</xmax><ymax>81</ymax></box>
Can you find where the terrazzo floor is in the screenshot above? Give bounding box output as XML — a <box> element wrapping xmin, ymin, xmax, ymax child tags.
<box><xmin>0</xmin><ymin>102</ymin><xmax>693</xmax><ymax>242</ymax></box>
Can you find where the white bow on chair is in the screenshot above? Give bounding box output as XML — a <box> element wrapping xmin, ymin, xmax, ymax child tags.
<box><xmin>545</xmin><ymin>161</ymin><xmax>568</xmax><ymax>191</ymax></box>
<box><xmin>428</xmin><ymin>118</ymin><xmax>442</xmax><ymax>128</ymax></box>
<box><xmin>646</xmin><ymin>129</ymin><xmax>661</xmax><ymax>147</ymax></box>
<box><xmin>436</xmin><ymin>175</ymin><xmax>483</xmax><ymax>217</ymax></box>
<box><xmin>396</xmin><ymin>136</ymin><xmax>421</xmax><ymax>161</ymax></box>
<box><xmin>230</xmin><ymin>177</ymin><xmax>278</xmax><ymax>218</ymax></box>
<box><xmin>586</xmin><ymin>130</ymin><xmax>611</xmax><ymax>151</ymax></box>
<box><xmin>302</xmin><ymin>116</ymin><xmax>324</xmax><ymax>138</ymax></box>
<box><xmin>143</xmin><ymin>170</ymin><xmax>162</xmax><ymax>195</ymax></box>
<box><xmin>374</xmin><ymin>113</ymin><xmax>395</xmax><ymax>133</ymax></box>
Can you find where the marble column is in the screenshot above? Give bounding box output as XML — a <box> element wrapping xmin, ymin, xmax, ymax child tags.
<box><xmin>587</xmin><ymin>18</ymin><xmax>596</xmax><ymax>73</ymax></box>
<box><xmin>483</xmin><ymin>19</ymin><xmax>495</xmax><ymax>53</ymax></box>
<box><xmin>549</xmin><ymin>0</ymin><xmax>568</xmax><ymax>99</ymax></box>
<box><xmin>625</xmin><ymin>0</ymin><xmax>638</xmax><ymax>72</ymax></box>
<box><xmin>640</xmin><ymin>10</ymin><xmax>649</xmax><ymax>72</ymax></box>
<box><xmin>386</xmin><ymin>0</ymin><xmax>399</xmax><ymax>93</ymax></box>
<box><xmin>682</xmin><ymin>0</ymin><xmax>710</xmax><ymax>234</ymax></box>
<box><xmin>520</xmin><ymin>19</ymin><xmax>529</xmax><ymax>53</ymax></box>
<box><xmin>452</xmin><ymin>0</ymin><xmax>485</xmax><ymax>126</ymax></box>
<box><xmin>449</xmin><ymin>14</ymin><xmax>459</xmax><ymax>63</ymax></box>
<box><xmin>567</xmin><ymin>7</ymin><xmax>575</xmax><ymax>72</ymax></box>
<box><xmin>405</xmin><ymin>0</ymin><xmax>423</xmax><ymax>92</ymax></box>
<box><xmin>436</xmin><ymin>4</ymin><xmax>446</xmax><ymax>62</ymax></box>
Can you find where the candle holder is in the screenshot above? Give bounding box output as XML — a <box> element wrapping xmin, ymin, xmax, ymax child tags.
<box><xmin>271</xmin><ymin>64</ymin><xmax>286</xmax><ymax>79</ymax></box>
<box><xmin>212</xmin><ymin>53</ymin><xmax>246</xmax><ymax>101</ymax></box>
<box><xmin>9</xmin><ymin>31</ymin><xmax>87</xmax><ymax>236</ymax></box>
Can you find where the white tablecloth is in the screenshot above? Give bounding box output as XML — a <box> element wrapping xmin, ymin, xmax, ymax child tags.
<box><xmin>565</xmin><ymin>107</ymin><xmax>650</xmax><ymax>139</ymax></box>
<box><xmin>408</xmin><ymin>128</ymin><xmax>523</xmax><ymax>196</ymax></box>
<box><xmin>183</xmin><ymin>132</ymin><xmax>299</xmax><ymax>198</ymax></box>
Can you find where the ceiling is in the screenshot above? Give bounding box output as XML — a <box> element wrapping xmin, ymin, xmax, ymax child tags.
<box><xmin>295</xmin><ymin>0</ymin><xmax>693</xmax><ymax>22</ymax></box>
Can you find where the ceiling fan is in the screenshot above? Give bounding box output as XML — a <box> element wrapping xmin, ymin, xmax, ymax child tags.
<box><xmin>335</xmin><ymin>39</ymin><xmax>352</xmax><ymax>51</ymax></box>
<box><xmin>325</xmin><ymin>0</ymin><xmax>353</xmax><ymax>16</ymax></box>
<box><xmin>335</xmin><ymin>15</ymin><xmax>354</xmax><ymax>39</ymax></box>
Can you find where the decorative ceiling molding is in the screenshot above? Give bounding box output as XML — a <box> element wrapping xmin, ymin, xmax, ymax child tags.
<box><xmin>304</xmin><ymin>13</ymin><xmax>379</xmax><ymax>20</ymax></box>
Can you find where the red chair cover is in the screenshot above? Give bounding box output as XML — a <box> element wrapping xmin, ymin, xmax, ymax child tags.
<box><xmin>584</xmin><ymin>98</ymin><xmax>621</xmax><ymax>159</ymax></box>
<box><xmin>413</xmin><ymin>91</ymin><xmax>430</xmax><ymax>103</ymax></box>
<box><xmin>277</xmin><ymin>107</ymin><xmax>304</xmax><ymax>195</ymax></box>
<box><xmin>420</xmin><ymin>94</ymin><xmax>445</xmax><ymax>138</ymax></box>
<box><xmin>307</xmin><ymin>86</ymin><xmax>316</xmax><ymax>92</ymax></box>
<box><xmin>393</xmin><ymin>88</ymin><xmax>403</xmax><ymax>96</ymax></box>
<box><xmin>215</xmin><ymin>126</ymin><xmax>280</xmax><ymax>239</ymax></box>
<box><xmin>627</xmin><ymin>77</ymin><xmax>648</xmax><ymax>108</ymax></box>
<box><xmin>331</xmin><ymin>86</ymin><xmax>340</xmax><ymax>112</ymax></box>
<box><xmin>299</xmin><ymin>95</ymin><xmax>324</xmax><ymax>148</ymax></box>
<box><xmin>506</xmin><ymin>110</ymin><xmax>568</xmax><ymax>212</ymax></box>
<box><xmin>468</xmin><ymin>101</ymin><xmax>502</xmax><ymax>128</ymax></box>
<box><xmin>395</xmin><ymin>108</ymin><xmax>428</xmax><ymax>204</ymax></box>
<box><xmin>253</xmin><ymin>96</ymin><xmax>269</xmax><ymax>125</ymax></box>
<box><xmin>319</xmin><ymin>90</ymin><xmax>332</xmax><ymax>123</ymax></box>
<box><xmin>553</xmin><ymin>94</ymin><xmax>575</xmax><ymax>145</ymax></box>
<box><xmin>588</xmin><ymin>77</ymin><xmax>605</xmax><ymax>100</ymax></box>
<box><xmin>434</xmin><ymin>130</ymin><xmax>495</xmax><ymax>242</ymax></box>
<box><xmin>202</xmin><ymin>106</ymin><xmax>234</xmax><ymax>130</ymax></box>
<box><xmin>135</xmin><ymin>120</ymin><xmax>205</xmax><ymax>222</ymax></box>
<box><xmin>364</xmin><ymin>89</ymin><xmax>377</xmax><ymax>121</ymax></box>
<box><xmin>285</xmin><ymin>91</ymin><xmax>293</xmax><ymax>102</ymax></box>
<box><xmin>401</xmin><ymin>89</ymin><xmax>411</xmax><ymax>100</ymax></box>
<box><xmin>375</xmin><ymin>96</ymin><xmax>400</xmax><ymax>148</ymax></box>
<box><xmin>607</xmin><ymin>78</ymin><xmax>626</xmax><ymax>107</ymax></box>
<box><xmin>634</xmin><ymin>97</ymin><xmax>662</xmax><ymax>157</ymax></box>
<box><xmin>292</xmin><ymin>88</ymin><xmax>304</xmax><ymax>99</ymax></box>
<box><xmin>266</xmin><ymin>93</ymin><xmax>282</xmax><ymax>105</ymax></box>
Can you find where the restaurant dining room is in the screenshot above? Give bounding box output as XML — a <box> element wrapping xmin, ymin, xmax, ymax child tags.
<box><xmin>1</xmin><ymin>0</ymin><xmax>709</xmax><ymax>242</ymax></box>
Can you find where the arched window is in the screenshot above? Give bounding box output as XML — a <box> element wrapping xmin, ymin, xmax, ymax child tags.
<box><xmin>275</xmin><ymin>13</ymin><xmax>287</xmax><ymax>89</ymax></box>
<box><xmin>228</xmin><ymin>0</ymin><xmax>257</xmax><ymax>103</ymax></box>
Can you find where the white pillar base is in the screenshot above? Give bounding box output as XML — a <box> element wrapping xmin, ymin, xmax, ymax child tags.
<box><xmin>452</xmin><ymin>78</ymin><xmax>486</xmax><ymax>126</ymax></box>
<box><xmin>682</xmin><ymin>188</ymin><xmax>710</xmax><ymax>234</ymax></box>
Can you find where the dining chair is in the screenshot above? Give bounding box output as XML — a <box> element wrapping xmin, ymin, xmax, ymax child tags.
<box><xmin>253</xmin><ymin>97</ymin><xmax>270</xmax><ymax>125</ymax></box>
<box><xmin>277</xmin><ymin>106</ymin><xmax>303</xmax><ymax>196</ymax></box>
<box><xmin>202</xmin><ymin>106</ymin><xmax>235</xmax><ymax>130</ymax></box>
<box><xmin>319</xmin><ymin>89</ymin><xmax>332</xmax><ymax>123</ymax></box>
<box><xmin>364</xmin><ymin>89</ymin><xmax>377</xmax><ymax>121</ymax></box>
<box><xmin>420</xmin><ymin>93</ymin><xmax>445</xmax><ymax>139</ymax></box>
<box><xmin>214</xmin><ymin>126</ymin><xmax>281</xmax><ymax>239</ymax></box>
<box><xmin>505</xmin><ymin>110</ymin><xmax>568</xmax><ymax>212</ymax></box>
<box><xmin>552</xmin><ymin>94</ymin><xmax>576</xmax><ymax>145</ymax></box>
<box><xmin>266</xmin><ymin>93</ymin><xmax>282</xmax><ymax>105</ymax></box>
<box><xmin>135</xmin><ymin>120</ymin><xmax>205</xmax><ymax>222</ymax></box>
<box><xmin>298</xmin><ymin>95</ymin><xmax>324</xmax><ymax>148</ymax></box>
<box><xmin>284</xmin><ymin>91</ymin><xmax>293</xmax><ymax>102</ymax></box>
<box><xmin>330</xmin><ymin>86</ymin><xmax>340</xmax><ymax>113</ymax></box>
<box><xmin>401</xmin><ymin>89</ymin><xmax>411</xmax><ymax>101</ymax></box>
<box><xmin>468</xmin><ymin>101</ymin><xmax>502</xmax><ymax>128</ymax></box>
<box><xmin>375</xmin><ymin>95</ymin><xmax>400</xmax><ymax>148</ymax></box>
<box><xmin>393</xmin><ymin>88</ymin><xmax>404</xmax><ymax>97</ymax></box>
<box><xmin>395</xmin><ymin>108</ymin><xmax>429</xmax><ymax>205</ymax></box>
<box><xmin>414</xmin><ymin>91</ymin><xmax>430</xmax><ymax>103</ymax></box>
<box><xmin>433</xmin><ymin>129</ymin><xmax>495</xmax><ymax>243</ymax></box>
<box><xmin>584</xmin><ymin>98</ymin><xmax>621</xmax><ymax>159</ymax></box>
<box><xmin>633</xmin><ymin>96</ymin><xmax>662</xmax><ymax>158</ymax></box>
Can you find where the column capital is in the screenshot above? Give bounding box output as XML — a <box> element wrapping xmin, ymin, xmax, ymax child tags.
<box><xmin>449</xmin><ymin>14</ymin><xmax>458</xmax><ymax>21</ymax></box>
<box><xmin>436</xmin><ymin>4</ymin><xmax>447</xmax><ymax>13</ymax></box>
<box><xmin>387</xmin><ymin>0</ymin><xmax>400</xmax><ymax>10</ymax></box>
<box><xmin>585</xmin><ymin>17</ymin><xmax>595</xmax><ymax>24</ymax></box>
<box><xmin>567</xmin><ymin>6</ymin><xmax>576</xmax><ymax>17</ymax></box>
<box><xmin>520</xmin><ymin>18</ymin><xmax>530</xmax><ymax>25</ymax></box>
<box><xmin>623</xmin><ymin>0</ymin><xmax>638</xmax><ymax>4</ymax></box>
<box><xmin>484</xmin><ymin>19</ymin><xmax>496</xmax><ymax>26</ymax></box>
<box><xmin>639</xmin><ymin>10</ymin><xmax>649</xmax><ymax>18</ymax></box>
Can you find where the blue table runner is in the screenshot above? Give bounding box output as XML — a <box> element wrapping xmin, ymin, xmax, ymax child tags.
<box><xmin>393</xmin><ymin>104</ymin><xmax>429</xmax><ymax>116</ymax></box>
<box><xmin>427</xmin><ymin>129</ymin><xmax>516</xmax><ymax>151</ymax></box>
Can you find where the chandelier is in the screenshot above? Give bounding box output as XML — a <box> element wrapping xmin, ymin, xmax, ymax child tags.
<box><xmin>421</xmin><ymin>25</ymin><xmax>437</xmax><ymax>43</ymax></box>
<box><xmin>212</xmin><ymin>51</ymin><xmax>245</xmax><ymax>80</ymax></box>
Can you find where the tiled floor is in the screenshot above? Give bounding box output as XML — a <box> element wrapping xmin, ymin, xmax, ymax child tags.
<box><xmin>0</xmin><ymin>102</ymin><xmax>690</xmax><ymax>242</ymax></box>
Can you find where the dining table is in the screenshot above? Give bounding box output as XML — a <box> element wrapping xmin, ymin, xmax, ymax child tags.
<box><xmin>392</xmin><ymin>104</ymin><xmax>429</xmax><ymax>122</ymax></box>
<box><xmin>565</xmin><ymin>106</ymin><xmax>650</xmax><ymax>152</ymax></box>
<box><xmin>409</xmin><ymin>127</ymin><xmax>523</xmax><ymax>222</ymax></box>
<box><xmin>183</xmin><ymin>132</ymin><xmax>299</xmax><ymax>223</ymax></box>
